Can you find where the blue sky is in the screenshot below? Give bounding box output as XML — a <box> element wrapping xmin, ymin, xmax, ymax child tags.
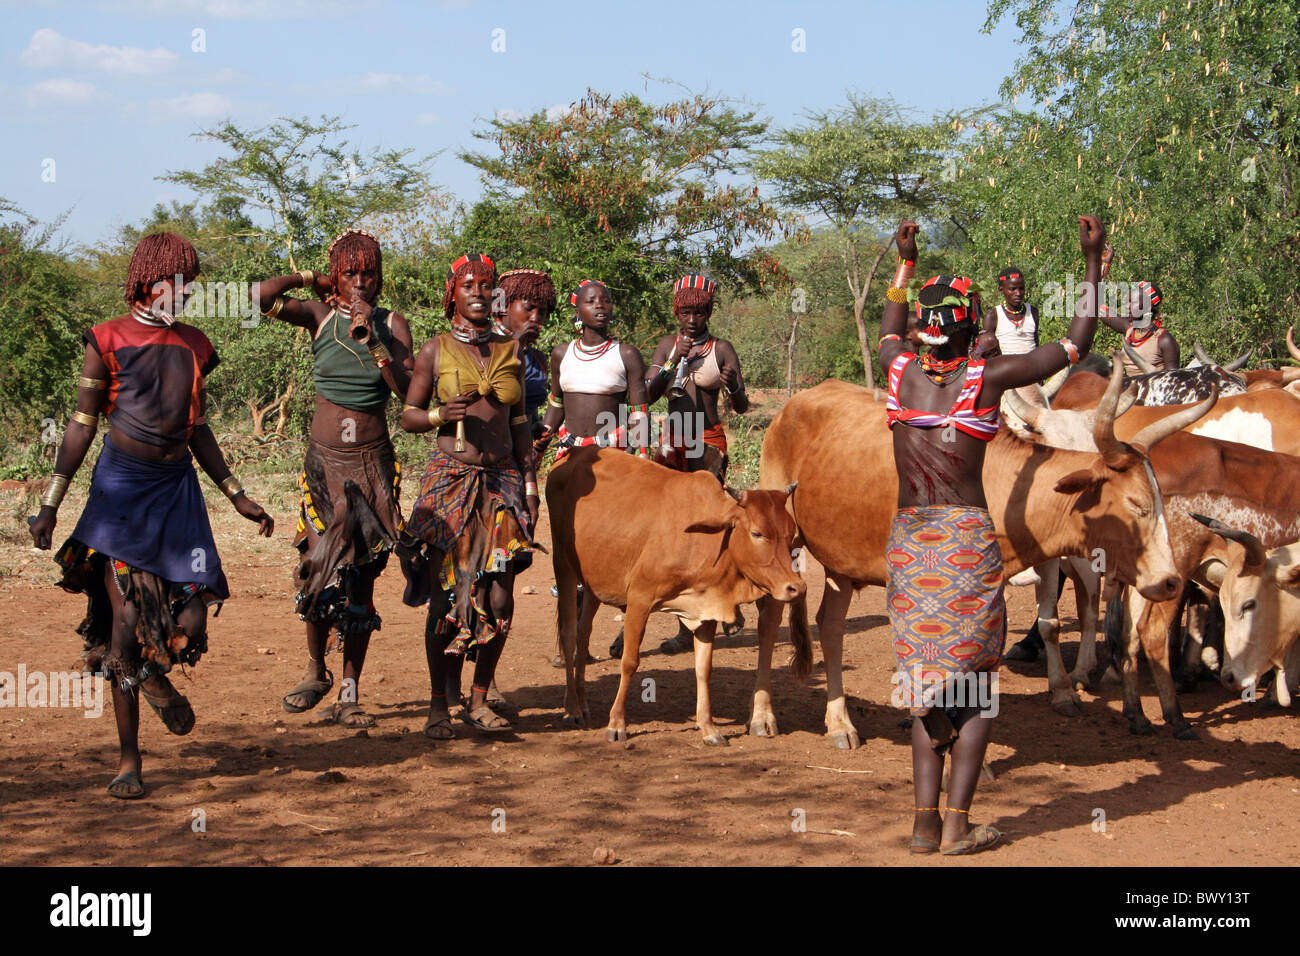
<box><xmin>0</xmin><ymin>0</ymin><xmax>1025</xmax><ymax>248</ymax></box>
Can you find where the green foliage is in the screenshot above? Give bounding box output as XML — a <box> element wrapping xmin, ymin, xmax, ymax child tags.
<box><xmin>0</xmin><ymin>201</ymin><xmax>94</xmax><ymax>445</ymax></box>
<box><xmin>753</xmin><ymin>94</ymin><xmax>976</xmax><ymax>383</ymax></box>
<box><xmin>454</xmin><ymin>86</ymin><xmax>800</xmax><ymax>352</ymax></box>
<box><xmin>961</xmin><ymin>0</ymin><xmax>1300</xmax><ymax>357</ymax></box>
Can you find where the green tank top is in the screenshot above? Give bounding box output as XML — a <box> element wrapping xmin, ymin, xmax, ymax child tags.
<box><xmin>311</xmin><ymin>307</ymin><xmax>395</xmax><ymax>411</ymax></box>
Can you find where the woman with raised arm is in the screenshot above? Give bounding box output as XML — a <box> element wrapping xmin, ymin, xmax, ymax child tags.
<box><xmin>1096</xmin><ymin>245</ymin><xmax>1180</xmax><ymax>373</ymax></box>
<box><xmin>878</xmin><ymin>215</ymin><xmax>1106</xmax><ymax>856</ymax></box>
<box><xmin>402</xmin><ymin>254</ymin><xmax>539</xmax><ymax>739</ymax></box>
<box><xmin>29</xmin><ymin>232</ymin><xmax>274</xmax><ymax>799</ymax></box>
<box><xmin>250</xmin><ymin>230</ymin><xmax>415</xmax><ymax>729</ymax></box>
<box><xmin>535</xmin><ymin>280</ymin><xmax>650</xmax><ymax>463</ymax></box>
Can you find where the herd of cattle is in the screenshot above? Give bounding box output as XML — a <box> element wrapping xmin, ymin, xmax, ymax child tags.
<box><xmin>544</xmin><ymin>334</ymin><xmax>1300</xmax><ymax>748</ymax></box>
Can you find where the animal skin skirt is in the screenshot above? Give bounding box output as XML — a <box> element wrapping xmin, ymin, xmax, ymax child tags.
<box><xmin>886</xmin><ymin>505</ymin><xmax>1006</xmax><ymax>715</ymax></box>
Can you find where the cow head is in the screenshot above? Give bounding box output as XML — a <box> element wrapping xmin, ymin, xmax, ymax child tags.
<box><xmin>686</xmin><ymin>483</ymin><xmax>805</xmax><ymax>603</ymax></box>
<box><xmin>1194</xmin><ymin>514</ymin><xmax>1300</xmax><ymax>706</ymax></box>
<box><xmin>1006</xmin><ymin>356</ymin><xmax>1214</xmax><ymax>602</ymax></box>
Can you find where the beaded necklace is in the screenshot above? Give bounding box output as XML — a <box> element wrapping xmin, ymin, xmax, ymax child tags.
<box><xmin>919</xmin><ymin>353</ymin><xmax>969</xmax><ymax>386</ymax></box>
<box><xmin>1126</xmin><ymin>318</ymin><xmax>1163</xmax><ymax>347</ymax></box>
<box><xmin>1002</xmin><ymin>303</ymin><xmax>1026</xmax><ymax>328</ymax></box>
<box><xmin>574</xmin><ymin>337</ymin><xmax>616</xmax><ymax>361</ymax></box>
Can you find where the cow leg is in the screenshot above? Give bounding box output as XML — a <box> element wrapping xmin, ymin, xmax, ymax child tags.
<box><xmin>1179</xmin><ymin>598</ymin><xmax>1208</xmax><ymax>691</ymax></box>
<box><xmin>573</xmin><ymin>581</ymin><xmax>598</xmax><ymax>725</ymax></box>
<box><xmin>606</xmin><ymin>601</ymin><xmax>651</xmax><ymax>743</ymax></box>
<box><xmin>1035</xmin><ymin>569</ymin><xmax>1081</xmax><ymax>717</ymax></box>
<box><xmin>1065</xmin><ymin>559</ymin><xmax>1101</xmax><ymax>689</ymax></box>
<box><xmin>1136</xmin><ymin>594</ymin><xmax>1197</xmax><ymax>739</ymax></box>
<box><xmin>1118</xmin><ymin>590</ymin><xmax>1155</xmax><ymax>735</ymax></box>
<box><xmin>748</xmin><ymin>595</ymin><xmax>783</xmax><ymax>738</ymax></box>
<box><xmin>555</xmin><ymin>560</ymin><xmax>586</xmax><ymax>729</ymax></box>
<box><xmin>818</xmin><ymin>572</ymin><xmax>859</xmax><ymax>750</ymax></box>
<box><xmin>693</xmin><ymin>621</ymin><xmax>726</xmax><ymax>746</ymax></box>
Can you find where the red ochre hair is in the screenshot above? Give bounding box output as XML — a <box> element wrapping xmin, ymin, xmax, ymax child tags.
<box><xmin>124</xmin><ymin>232</ymin><xmax>200</xmax><ymax>304</ymax></box>
<box><xmin>499</xmin><ymin>269</ymin><xmax>557</xmax><ymax>314</ymax></box>
<box><xmin>443</xmin><ymin>253</ymin><xmax>497</xmax><ymax>319</ymax></box>
<box><xmin>329</xmin><ymin>230</ymin><xmax>383</xmax><ymax>296</ymax></box>
<box><xmin>672</xmin><ymin>274</ymin><xmax>716</xmax><ymax>316</ymax></box>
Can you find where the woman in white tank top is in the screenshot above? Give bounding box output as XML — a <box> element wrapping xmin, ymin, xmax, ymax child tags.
<box><xmin>537</xmin><ymin>279</ymin><xmax>649</xmax><ymax>461</ymax></box>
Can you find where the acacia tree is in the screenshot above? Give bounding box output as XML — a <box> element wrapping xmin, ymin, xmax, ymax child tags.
<box><xmin>956</xmin><ymin>0</ymin><xmax>1300</xmax><ymax>356</ymax></box>
<box><xmin>455</xmin><ymin>87</ymin><xmax>799</xmax><ymax>354</ymax></box>
<box><xmin>753</xmin><ymin>95</ymin><xmax>968</xmax><ymax>385</ymax></box>
<box><xmin>158</xmin><ymin>116</ymin><xmax>438</xmax><ymax>431</ymax></box>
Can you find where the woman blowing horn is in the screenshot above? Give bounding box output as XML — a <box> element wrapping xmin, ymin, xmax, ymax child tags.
<box><xmin>879</xmin><ymin>215</ymin><xmax>1106</xmax><ymax>855</ymax></box>
<box><xmin>250</xmin><ymin>229</ymin><xmax>416</xmax><ymax>729</ymax></box>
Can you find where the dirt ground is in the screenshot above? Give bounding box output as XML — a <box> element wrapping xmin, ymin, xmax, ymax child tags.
<box><xmin>1</xmin><ymin>472</ymin><xmax>1298</xmax><ymax>867</ymax></box>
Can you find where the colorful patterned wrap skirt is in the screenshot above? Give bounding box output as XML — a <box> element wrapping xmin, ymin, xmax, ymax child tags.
<box><xmin>886</xmin><ymin>505</ymin><xmax>1006</xmax><ymax>715</ymax></box>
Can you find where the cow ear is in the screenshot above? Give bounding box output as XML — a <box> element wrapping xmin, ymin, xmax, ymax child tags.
<box><xmin>1275</xmin><ymin>560</ymin><xmax>1300</xmax><ymax>590</ymax></box>
<box><xmin>1053</xmin><ymin>468</ymin><xmax>1105</xmax><ymax>496</ymax></box>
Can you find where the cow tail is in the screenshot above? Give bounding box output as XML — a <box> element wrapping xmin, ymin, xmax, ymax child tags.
<box><xmin>787</xmin><ymin>592</ymin><xmax>813</xmax><ymax>683</ymax></box>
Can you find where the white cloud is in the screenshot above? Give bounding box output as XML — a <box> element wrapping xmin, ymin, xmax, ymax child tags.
<box><xmin>495</xmin><ymin>108</ymin><xmax>524</xmax><ymax>123</ymax></box>
<box><xmin>145</xmin><ymin>91</ymin><xmax>234</xmax><ymax>119</ymax></box>
<box><xmin>414</xmin><ymin>112</ymin><xmax>441</xmax><ymax>126</ymax></box>
<box><xmin>95</xmin><ymin>0</ymin><xmax>361</xmax><ymax>19</ymax></box>
<box><xmin>545</xmin><ymin>103</ymin><xmax>573</xmax><ymax>122</ymax></box>
<box><xmin>23</xmin><ymin>78</ymin><xmax>111</xmax><ymax>109</ymax></box>
<box><xmin>292</xmin><ymin>72</ymin><xmax>456</xmax><ymax>97</ymax></box>
<box><xmin>20</xmin><ymin>28</ymin><xmax>178</xmax><ymax>75</ymax></box>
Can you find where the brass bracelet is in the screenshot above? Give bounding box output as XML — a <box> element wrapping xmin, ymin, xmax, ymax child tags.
<box><xmin>70</xmin><ymin>410</ymin><xmax>98</xmax><ymax>428</ymax></box>
<box><xmin>510</xmin><ymin>414</ymin><xmax>528</xmax><ymax>426</ymax></box>
<box><xmin>41</xmin><ymin>474</ymin><xmax>71</xmax><ymax>510</ymax></box>
<box><xmin>428</xmin><ymin>407</ymin><xmax>446</xmax><ymax>428</ymax></box>
<box><xmin>262</xmin><ymin>295</ymin><xmax>286</xmax><ymax>319</ymax></box>
<box><xmin>403</xmin><ymin>404</ymin><xmax>424</xmax><ymax>413</ymax></box>
<box><xmin>547</xmin><ymin>393</ymin><xmax>564</xmax><ymax>408</ymax></box>
<box><xmin>219</xmin><ymin>475</ymin><xmax>244</xmax><ymax>500</ymax></box>
<box><xmin>368</xmin><ymin>341</ymin><xmax>392</xmax><ymax>363</ymax></box>
<box><xmin>298</xmin><ymin>269</ymin><xmax>315</xmax><ymax>290</ymax></box>
<box><xmin>78</xmin><ymin>376</ymin><xmax>107</xmax><ymax>390</ymax></box>
<box><xmin>885</xmin><ymin>286</ymin><xmax>910</xmax><ymax>303</ymax></box>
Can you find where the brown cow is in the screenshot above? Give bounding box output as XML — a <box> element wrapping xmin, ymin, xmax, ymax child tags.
<box><xmin>752</xmin><ymin>372</ymin><xmax>1194</xmax><ymax>749</ymax></box>
<box><xmin>546</xmin><ymin>447</ymin><xmax>805</xmax><ymax>745</ymax></box>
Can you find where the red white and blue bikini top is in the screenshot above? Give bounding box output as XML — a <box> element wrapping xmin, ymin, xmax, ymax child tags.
<box><xmin>885</xmin><ymin>352</ymin><xmax>1000</xmax><ymax>441</ymax></box>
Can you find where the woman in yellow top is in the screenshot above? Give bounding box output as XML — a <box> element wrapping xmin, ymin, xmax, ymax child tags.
<box><xmin>403</xmin><ymin>254</ymin><xmax>539</xmax><ymax>739</ymax></box>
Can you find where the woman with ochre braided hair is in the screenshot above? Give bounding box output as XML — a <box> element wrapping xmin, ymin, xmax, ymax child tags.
<box><xmin>250</xmin><ymin>230</ymin><xmax>415</xmax><ymax>729</ymax></box>
<box><xmin>402</xmin><ymin>254</ymin><xmax>539</xmax><ymax>739</ymax></box>
<box><xmin>29</xmin><ymin>233</ymin><xmax>274</xmax><ymax>799</ymax></box>
<box><xmin>535</xmin><ymin>280</ymin><xmax>650</xmax><ymax>463</ymax></box>
<box><xmin>878</xmin><ymin>215</ymin><xmax>1106</xmax><ymax>855</ymax></box>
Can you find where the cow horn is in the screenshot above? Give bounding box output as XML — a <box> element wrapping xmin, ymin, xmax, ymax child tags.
<box><xmin>1289</xmin><ymin>326</ymin><xmax>1300</xmax><ymax>362</ymax></box>
<box><xmin>1122</xmin><ymin>340</ymin><xmax>1157</xmax><ymax>374</ymax></box>
<box><xmin>1041</xmin><ymin>367</ymin><xmax>1070</xmax><ymax>400</ymax></box>
<box><xmin>783</xmin><ymin>481</ymin><xmax>798</xmax><ymax>497</ymax></box>
<box><xmin>1116</xmin><ymin>383</ymin><xmax>1139</xmax><ymax>417</ymax></box>
<box><xmin>1001</xmin><ymin>388</ymin><xmax>1045</xmax><ymax>431</ymax></box>
<box><xmin>1192</xmin><ymin>513</ymin><xmax>1267</xmax><ymax>569</ymax></box>
<box><xmin>1193</xmin><ymin>341</ymin><xmax>1215</xmax><ymax>367</ymax></box>
<box><xmin>1224</xmin><ymin>348</ymin><xmax>1253</xmax><ymax>371</ymax></box>
<box><xmin>1282</xmin><ymin>367</ymin><xmax>1300</xmax><ymax>384</ymax></box>
<box><xmin>1092</xmin><ymin>357</ymin><xmax>1131</xmax><ymax>467</ymax></box>
<box><xmin>1130</xmin><ymin>384</ymin><xmax>1218</xmax><ymax>451</ymax></box>
<box><xmin>724</xmin><ymin>485</ymin><xmax>743</xmax><ymax>503</ymax></box>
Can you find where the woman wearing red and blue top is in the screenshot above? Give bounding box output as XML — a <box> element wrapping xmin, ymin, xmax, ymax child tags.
<box><xmin>878</xmin><ymin>215</ymin><xmax>1106</xmax><ymax>855</ymax></box>
<box><xmin>29</xmin><ymin>232</ymin><xmax>274</xmax><ymax>799</ymax></box>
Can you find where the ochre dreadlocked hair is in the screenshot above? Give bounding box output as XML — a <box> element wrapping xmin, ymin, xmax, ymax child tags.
<box><xmin>443</xmin><ymin>253</ymin><xmax>497</xmax><ymax>319</ymax></box>
<box><xmin>499</xmin><ymin>269</ymin><xmax>557</xmax><ymax>314</ymax></box>
<box><xmin>329</xmin><ymin>231</ymin><xmax>383</xmax><ymax>296</ymax></box>
<box><xmin>124</xmin><ymin>232</ymin><xmax>200</xmax><ymax>304</ymax></box>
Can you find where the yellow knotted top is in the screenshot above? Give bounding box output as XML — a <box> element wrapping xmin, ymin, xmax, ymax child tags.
<box><xmin>436</xmin><ymin>336</ymin><xmax>523</xmax><ymax>408</ymax></box>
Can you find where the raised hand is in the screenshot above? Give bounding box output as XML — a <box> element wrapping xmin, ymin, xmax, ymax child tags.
<box><xmin>1079</xmin><ymin>215</ymin><xmax>1107</xmax><ymax>258</ymax></box>
<box><xmin>895</xmin><ymin>221</ymin><xmax>920</xmax><ymax>261</ymax></box>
